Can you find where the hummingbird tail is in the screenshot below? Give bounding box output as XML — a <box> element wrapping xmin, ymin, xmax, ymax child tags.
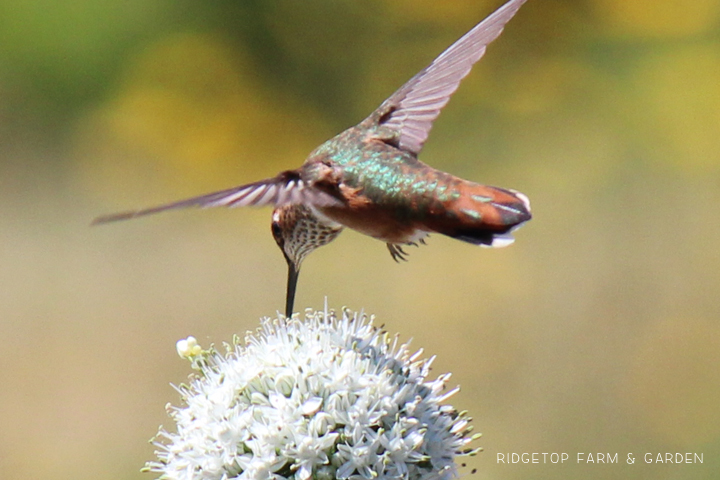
<box><xmin>428</xmin><ymin>184</ymin><xmax>531</xmax><ymax>248</ymax></box>
<box><xmin>451</xmin><ymin>230</ymin><xmax>518</xmax><ymax>248</ymax></box>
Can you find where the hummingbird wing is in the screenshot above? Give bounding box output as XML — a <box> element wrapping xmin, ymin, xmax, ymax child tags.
<box><xmin>92</xmin><ymin>171</ymin><xmax>325</xmax><ymax>224</ymax></box>
<box><xmin>377</xmin><ymin>0</ymin><xmax>527</xmax><ymax>155</ymax></box>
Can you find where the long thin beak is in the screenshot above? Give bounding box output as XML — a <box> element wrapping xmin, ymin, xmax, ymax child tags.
<box><xmin>285</xmin><ymin>262</ymin><xmax>300</xmax><ymax>318</ymax></box>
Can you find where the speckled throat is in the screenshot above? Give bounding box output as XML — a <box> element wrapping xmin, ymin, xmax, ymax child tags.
<box><xmin>272</xmin><ymin>204</ymin><xmax>343</xmax><ymax>268</ymax></box>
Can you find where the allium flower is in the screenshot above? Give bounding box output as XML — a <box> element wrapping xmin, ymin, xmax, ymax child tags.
<box><xmin>146</xmin><ymin>307</ymin><xmax>480</xmax><ymax>480</ymax></box>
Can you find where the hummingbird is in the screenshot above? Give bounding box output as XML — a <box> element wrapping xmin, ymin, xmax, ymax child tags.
<box><xmin>94</xmin><ymin>0</ymin><xmax>532</xmax><ymax>317</ymax></box>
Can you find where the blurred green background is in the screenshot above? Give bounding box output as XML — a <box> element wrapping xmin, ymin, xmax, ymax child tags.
<box><xmin>1</xmin><ymin>0</ymin><xmax>719</xmax><ymax>479</ymax></box>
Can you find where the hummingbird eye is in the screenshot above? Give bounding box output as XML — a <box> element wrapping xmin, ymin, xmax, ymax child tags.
<box><xmin>271</xmin><ymin>221</ymin><xmax>283</xmax><ymax>241</ymax></box>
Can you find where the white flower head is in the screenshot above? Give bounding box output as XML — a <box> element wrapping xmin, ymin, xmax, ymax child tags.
<box><xmin>146</xmin><ymin>307</ymin><xmax>480</xmax><ymax>480</ymax></box>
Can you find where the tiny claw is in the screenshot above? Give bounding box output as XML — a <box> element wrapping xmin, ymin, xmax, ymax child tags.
<box><xmin>387</xmin><ymin>243</ymin><xmax>409</xmax><ymax>262</ymax></box>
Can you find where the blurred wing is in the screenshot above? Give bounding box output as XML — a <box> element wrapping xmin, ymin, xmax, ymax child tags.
<box><xmin>92</xmin><ymin>171</ymin><xmax>308</xmax><ymax>224</ymax></box>
<box><xmin>378</xmin><ymin>0</ymin><xmax>528</xmax><ymax>155</ymax></box>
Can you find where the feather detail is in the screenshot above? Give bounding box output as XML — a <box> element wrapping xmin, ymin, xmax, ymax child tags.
<box><xmin>375</xmin><ymin>0</ymin><xmax>528</xmax><ymax>155</ymax></box>
<box><xmin>422</xmin><ymin>181</ymin><xmax>531</xmax><ymax>247</ymax></box>
<box><xmin>92</xmin><ymin>171</ymin><xmax>309</xmax><ymax>224</ymax></box>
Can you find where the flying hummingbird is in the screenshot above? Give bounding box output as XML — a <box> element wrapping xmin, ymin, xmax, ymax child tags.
<box><xmin>95</xmin><ymin>0</ymin><xmax>532</xmax><ymax>317</ymax></box>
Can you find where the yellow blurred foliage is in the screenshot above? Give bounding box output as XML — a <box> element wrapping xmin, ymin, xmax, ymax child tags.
<box><xmin>633</xmin><ymin>45</ymin><xmax>720</xmax><ymax>171</ymax></box>
<box><xmin>384</xmin><ymin>0</ymin><xmax>502</xmax><ymax>26</ymax></box>
<box><xmin>591</xmin><ymin>0</ymin><xmax>720</xmax><ymax>38</ymax></box>
<box><xmin>73</xmin><ymin>33</ymin><xmax>329</xmax><ymax>202</ymax></box>
<box><xmin>493</xmin><ymin>57</ymin><xmax>594</xmax><ymax>115</ymax></box>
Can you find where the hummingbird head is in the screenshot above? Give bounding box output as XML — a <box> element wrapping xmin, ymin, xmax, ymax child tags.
<box><xmin>271</xmin><ymin>204</ymin><xmax>343</xmax><ymax>317</ymax></box>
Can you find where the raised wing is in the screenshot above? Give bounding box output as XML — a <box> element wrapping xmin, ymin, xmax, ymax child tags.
<box><xmin>92</xmin><ymin>171</ymin><xmax>307</xmax><ymax>224</ymax></box>
<box><xmin>377</xmin><ymin>0</ymin><xmax>528</xmax><ymax>155</ymax></box>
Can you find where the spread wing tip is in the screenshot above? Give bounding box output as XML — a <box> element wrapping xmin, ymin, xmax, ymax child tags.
<box><xmin>92</xmin><ymin>173</ymin><xmax>307</xmax><ymax>226</ymax></box>
<box><xmin>92</xmin><ymin>211</ymin><xmax>144</xmax><ymax>225</ymax></box>
<box><xmin>376</xmin><ymin>0</ymin><xmax>530</xmax><ymax>156</ymax></box>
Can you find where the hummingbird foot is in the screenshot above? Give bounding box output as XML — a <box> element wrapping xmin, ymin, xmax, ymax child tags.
<box><xmin>387</xmin><ymin>243</ymin><xmax>410</xmax><ymax>263</ymax></box>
